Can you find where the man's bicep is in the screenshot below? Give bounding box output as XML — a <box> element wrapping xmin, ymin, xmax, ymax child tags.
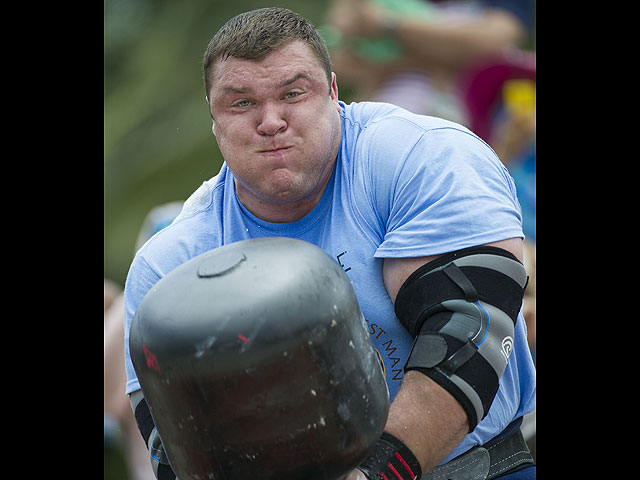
<box><xmin>383</xmin><ymin>254</ymin><xmax>441</xmax><ymax>305</ymax></box>
<box><xmin>382</xmin><ymin>238</ymin><xmax>523</xmax><ymax>305</ymax></box>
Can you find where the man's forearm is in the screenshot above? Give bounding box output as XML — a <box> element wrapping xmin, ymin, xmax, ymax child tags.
<box><xmin>384</xmin><ymin>370</ymin><xmax>469</xmax><ymax>473</ymax></box>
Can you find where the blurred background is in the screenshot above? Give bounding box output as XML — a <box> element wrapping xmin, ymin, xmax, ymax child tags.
<box><xmin>105</xmin><ymin>1</ymin><xmax>535</xmax><ymax>478</ymax></box>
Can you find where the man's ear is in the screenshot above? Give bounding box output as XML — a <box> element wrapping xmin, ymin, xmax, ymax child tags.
<box><xmin>206</xmin><ymin>95</ymin><xmax>217</xmax><ymax>137</ymax></box>
<box><xmin>330</xmin><ymin>72</ymin><xmax>340</xmax><ymax>112</ymax></box>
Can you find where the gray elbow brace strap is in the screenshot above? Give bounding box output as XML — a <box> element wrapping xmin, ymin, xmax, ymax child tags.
<box><xmin>394</xmin><ymin>246</ymin><xmax>528</xmax><ymax>432</ymax></box>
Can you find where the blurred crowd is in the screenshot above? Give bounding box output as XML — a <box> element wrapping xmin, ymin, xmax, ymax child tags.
<box><xmin>104</xmin><ymin>1</ymin><xmax>535</xmax><ymax>477</ymax></box>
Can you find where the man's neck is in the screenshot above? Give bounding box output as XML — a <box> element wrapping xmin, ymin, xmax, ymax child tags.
<box><xmin>233</xmin><ymin>166</ymin><xmax>335</xmax><ymax>223</ymax></box>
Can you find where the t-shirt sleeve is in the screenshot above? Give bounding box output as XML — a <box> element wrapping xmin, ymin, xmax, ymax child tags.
<box><xmin>123</xmin><ymin>253</ymin><xmax>162</xmax><ymax>394</ymax></box>
<box><xmin>369</xmin><ymin>125</ymin><xmax>524</xmax><ymax>258</ymax></box>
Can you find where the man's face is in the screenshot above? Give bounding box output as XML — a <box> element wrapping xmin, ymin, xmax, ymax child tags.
<box><xmin>207</xmin><ymin>41</ymin><xmax>342</xmax><ymax>221</ymax></box>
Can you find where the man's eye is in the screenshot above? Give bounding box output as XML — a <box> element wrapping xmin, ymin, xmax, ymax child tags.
<box><xmin>285</xmin><ymin>91</ymin><xmax>300</xmax><ymax>99</ymax></box>
<box><xmin>233</xmin><ymin>100</ymin><xmax>251</xmax><ymax>107</ymax></box>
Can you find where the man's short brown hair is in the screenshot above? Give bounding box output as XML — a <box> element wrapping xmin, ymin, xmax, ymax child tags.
<box><xmin>203</xmin><ymin>7</ymin><xmax>332</xmax><ymax>98</ymax></box>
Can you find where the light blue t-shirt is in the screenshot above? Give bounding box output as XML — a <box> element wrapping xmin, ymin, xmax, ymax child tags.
<box><xmin>123</xmin><ymin>100</ymin><xmax>536</xmax><ymax>463</ymax></box>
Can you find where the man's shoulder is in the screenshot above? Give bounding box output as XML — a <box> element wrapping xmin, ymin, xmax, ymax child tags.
<box><xmin>341</xmin><ymin>100</ymin><xmax>472</xmax><ymax>134</ymax></box>
<box><xmin>179</xmin><ymin>171</ymin><xmax>227</xmax><ymax>219</ymax></box>
<box><xmin>340</xmin><ymin>101</ymin><xmax>489</xmax><ymax>175</ymax></box>
<box><xmin>134</xmin><ymin>174</ymin><xmax>229</xmax><ymax>273</ymax></box>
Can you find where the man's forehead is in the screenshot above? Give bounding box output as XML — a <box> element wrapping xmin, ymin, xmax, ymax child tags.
<box><xmin>210</xmin><ymin>41</ymin><xmax>323</xmax><ymax>92</ymax></box>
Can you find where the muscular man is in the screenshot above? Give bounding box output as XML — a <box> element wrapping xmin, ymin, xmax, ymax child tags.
<box><xmin>123</xmin><ymin>7</ymin><xmax>535</xmax><ymax>479</ymax></box>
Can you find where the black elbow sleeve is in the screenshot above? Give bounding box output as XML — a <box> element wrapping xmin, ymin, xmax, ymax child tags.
<box><xmin>394</xmin><ymin>246</ymin><xmax>528</xmax><ymax>431</ymax></box>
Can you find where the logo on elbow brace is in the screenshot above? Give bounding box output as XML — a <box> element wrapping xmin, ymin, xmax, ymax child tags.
<box><xmin>501</xmin><ymin>336</ymin><xmax>514</xmax><ymax>362</ymax></box>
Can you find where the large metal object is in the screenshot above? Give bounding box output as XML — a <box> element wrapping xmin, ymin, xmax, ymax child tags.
<box><xmin>130</xmin><ymin>237</ymin><xmax>389</xmax><ymax>479</ymax></box>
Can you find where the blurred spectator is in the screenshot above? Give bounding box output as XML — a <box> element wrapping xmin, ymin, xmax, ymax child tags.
<box><xmin>323</xmin><ymin>0</ymin><xmax>535</xmax><ymax>125</ymax></box>
<box><xmin>104</xmin><ymin>277</ymin><xmax>122</xmax><ymax>313</ymax></box>
<box><xmin>104</xmin><ymin>201</ymin><xmax>183</xmax><ymax>480</ymax></box>
<box><xmin>491</xmin><ymin>76</ymin><xmax>536</xmax><ymax>242</ymax></box>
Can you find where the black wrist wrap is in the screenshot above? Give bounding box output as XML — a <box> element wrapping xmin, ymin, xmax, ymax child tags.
<box><xmin>358</xmin><ymin>432</ymin><xmax>422</xmax><ymax>480</ymax></box>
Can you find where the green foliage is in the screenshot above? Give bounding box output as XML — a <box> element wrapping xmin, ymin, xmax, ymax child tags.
<box><xmin>104</xmin><ymin>0</ymin><xmax>329</xmax><ymax>285</ymax></box>
<box><xmin>104</xmin><ymin>444</ymin><xmax>129</xmax><ymax>480</ymax></box>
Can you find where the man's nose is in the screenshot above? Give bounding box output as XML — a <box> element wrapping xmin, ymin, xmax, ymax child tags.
<box><xmin>257</xmin><ymin>102</ymin><xmax>287</xmax><ymax>136</ymax></box>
